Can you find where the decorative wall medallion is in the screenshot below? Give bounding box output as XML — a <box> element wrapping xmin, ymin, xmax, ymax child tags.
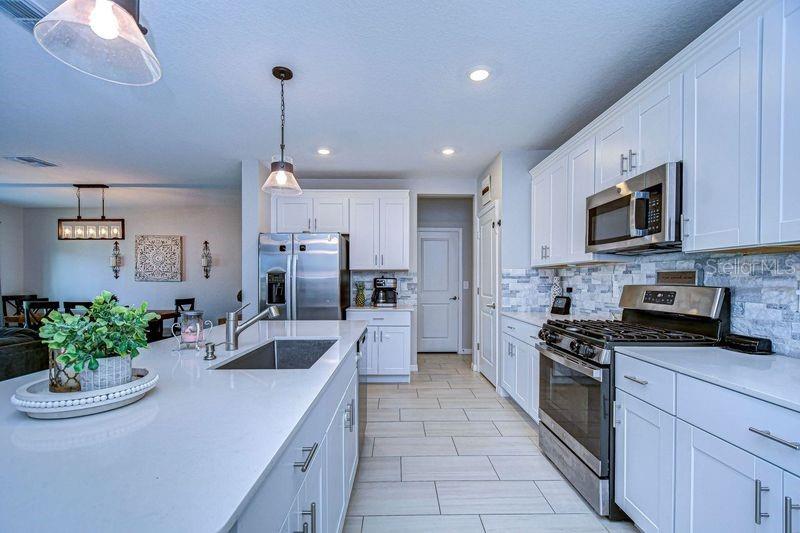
<box><xmin>135</xmin><ymin>235</ymin><xmax>183</xmax><ymax>282</ymax></box>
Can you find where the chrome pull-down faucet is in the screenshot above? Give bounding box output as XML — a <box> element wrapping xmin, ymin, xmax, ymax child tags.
<box><xmin>225</xmin><ymin>303</ymin><xmax>280</xmax><ymax>351</ymax></box>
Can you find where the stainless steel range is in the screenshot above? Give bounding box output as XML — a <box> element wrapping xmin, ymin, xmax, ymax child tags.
<box><xmin>536</xmin><ymin>284</ymin><xmax>730</xmax><ymax>518</ymax></box>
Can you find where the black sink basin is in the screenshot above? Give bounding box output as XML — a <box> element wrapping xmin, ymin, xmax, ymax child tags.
<box><xmin>214</xmin><ymin>339</ymin><xmax>336</xmax><ymax>370</ymax></box>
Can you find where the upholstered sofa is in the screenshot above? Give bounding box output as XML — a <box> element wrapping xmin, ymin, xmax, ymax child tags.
<box><xmin>0</xmin><ymin>328</ymin><xmax>48</xmax><ymax>381</ymax></box>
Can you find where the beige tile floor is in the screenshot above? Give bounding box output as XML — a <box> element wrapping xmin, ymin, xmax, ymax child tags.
<box><xmin>346</xmin><ymin>353</ymin><xmax>640</xmax><ymax>533</ymax></box>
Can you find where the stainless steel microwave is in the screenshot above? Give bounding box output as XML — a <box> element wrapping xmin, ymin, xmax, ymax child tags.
<box><xmin>585</xmin><ymin>162</ymin><xmax>682</xmax><ymax>254</ymax></box>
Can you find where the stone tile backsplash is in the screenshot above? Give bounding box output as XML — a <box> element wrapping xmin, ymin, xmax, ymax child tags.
<box><xmin>350</xmin><ymin>271</ymin><xmax>418</xmax><ymax>307</ymax></box>
<box><xmin>502</xmin><ymin>251</ymin><xmax>800</xmax><ymax>357</ymax></box>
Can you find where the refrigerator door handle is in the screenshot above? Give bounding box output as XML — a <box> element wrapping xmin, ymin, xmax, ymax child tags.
<box><xmin>291</xmin><ymin>254</ymin><xmax>299</xmax><ymax>320</ymax></box>
<box><xmin>285</xmin><ymin>252</ymin><xmax>293</xmax><ymax>320</ymax></box>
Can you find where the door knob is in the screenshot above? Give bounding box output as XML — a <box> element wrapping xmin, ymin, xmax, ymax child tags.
<box><xmin>486</xmin><ymin>303</ymin><xmax>496</xmax><ymax>309</ymax></box>
<box><xmin>450</xmin><ymin>296</ymin><xmax>458</xmax><ymax>301</ymax></box>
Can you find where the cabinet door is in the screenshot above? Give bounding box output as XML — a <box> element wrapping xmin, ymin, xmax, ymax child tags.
<box><xmin>313</xmin><ymin>197</ymin><xmax>349</xmax><ymax>233</ymax></box>
<box><xmin>365</xmin><ymin>327</ymin><xmax>379</xmax><ymax>375</ymax></box>
<box><xmin>682</xmin><ymin>18</ymin><xmax>761</xmax><ymax>251</ymax></box>
<box><xmin>631</xmin><ymin>73</ymin><xmax>683</xmax><ymax>175</ymax></box>
<box><xmin>614</xmin><ymin>390</ymin><xmax>675</xmax><ymax>533</ymax></box>
<box><xmin>530</xmin><ymin>172</ymin><xmax>551</xmax><ymax>266</ymax></box>
<box><xmin>275</xmin><ymin>197</ymin><xmax>313</xmax><ymax>233</ymax></box>
<box><xmin>761</xmin><ymin>1</ymin><xmax>800</xmax><ymax>245</ymax></box>
<box><xmin>299</xmin><ymin>435</ymin><xmax>326</xmax><ymax>533</ymax></box>
<box><xmin>343</xmin><ymin>372</ymin><xmax>359</xmax><ymax>493</ymax></box>
<box><xmin>548</xmin><ymin>156</ymin><xmax>570</xmax><ymax>264</ymax></box>
<box><xmin>568</xmin><ymin>136</ymin><xmax>596</xmax><ymax>261</ymax></box>
<box><xmin>785</xmin><ymin>471</ymin><xmax>800</xmax><ymax>533</ymax></box>
<box><xmin>595</xmin><ymin>111</ymin><xmax>632</xmax><ymax>190</ymax></box>
<box><xmin>325</xmin><ymin>394</ymin><xmax>347</xmax><ymax>533</ymax></box>
<box><xmin>514</xmin><ymin>340</ymin><xmax>532</xmax><ymax>412</ymax></box>
<box><xmin>500</xmin><ymin>335</ymin><xmax>516</xmax><ymax>395</ymax></box>
<box><xmin>349</xmin><ymin>197</ymin><xmax>380</xmax><ymax>269</ymax></box>
<box><xmin>379</xmin><ymin>197</ymin><xmax>410</xmax><ymax>269</ymax></box>
<box><xmin>675</xmin><ymin>420</ymin><xmax>783</xmax><ymax>533</ymax></box>
<box><xmin>377</xmin><ymin>326</ymin><xmax>410</xmax><ymax>375</ymax></box>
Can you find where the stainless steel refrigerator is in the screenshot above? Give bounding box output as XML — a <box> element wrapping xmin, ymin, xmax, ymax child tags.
<box><xmin>258</xmin><ymin>233</ymin><xmax>350</xmax><ymax>320</ymax></box>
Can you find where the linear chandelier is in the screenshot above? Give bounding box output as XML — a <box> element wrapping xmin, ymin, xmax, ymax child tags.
<box><xmin>58</xmin><ymin>184</ymin><xmax>125</xmax><ymax>240</ymax></box>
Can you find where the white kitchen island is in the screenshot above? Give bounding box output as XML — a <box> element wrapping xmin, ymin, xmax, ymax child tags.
<box><xmin>0</xmin><ymin>320</ymin><xmax>367</xmax><ymax>533</ymax></box>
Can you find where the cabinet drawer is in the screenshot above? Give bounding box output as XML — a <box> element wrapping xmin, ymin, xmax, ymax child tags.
<box><xmin>346</xmin><ymin>310</ymin><xmax>411</xmax><ymax>327</ymax></box>
<box><xmin>677</xmin><ymin>374</ymin><xmax>800</xmax><ymax>476</ymax></box>
<box><xmin>615</xmin><ymin>354</ymin><xmax>676</xmax><ymax>415</ymax></box>
<box><xmin>501</xmin><ymin>316</ymin><xmax>540</xmax><ymax>345</ymax></box>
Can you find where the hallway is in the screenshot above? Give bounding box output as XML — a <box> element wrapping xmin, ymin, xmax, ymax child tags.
<box><xmin>345</xmin><ymin>354</ymin><xmax>638</xmax><ymax>532</ymax></box>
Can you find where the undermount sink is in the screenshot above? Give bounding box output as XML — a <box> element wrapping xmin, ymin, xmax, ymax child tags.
<box><xmin>214</xmin><ymin>339</ymin><xmax>337</xmax><ymax>370</ymax></box>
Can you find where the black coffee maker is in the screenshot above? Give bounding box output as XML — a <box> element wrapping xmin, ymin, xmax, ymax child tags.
<box><xmin>371</xmin><ymin>277</ymin><xmax>398</xmax><ymax>307</ymax></box>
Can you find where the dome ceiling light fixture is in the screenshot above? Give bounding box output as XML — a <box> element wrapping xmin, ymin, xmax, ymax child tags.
<box><xmin>34</xmin><ymin>0</ymin><xmax>162</xmax><ymax>86</ymax></box>
<box><xmin>262</xmin><ymin>66</ymin><xmax>302</xmax><ymax>196</ymax></box>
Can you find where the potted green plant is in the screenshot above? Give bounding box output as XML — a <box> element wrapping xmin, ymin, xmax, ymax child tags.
<box><xmin>39</xmin><ymin>291</ymin><xmax>159</xmax><ymax>391</ymax></box>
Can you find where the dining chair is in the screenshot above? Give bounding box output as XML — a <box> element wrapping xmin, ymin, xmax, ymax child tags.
<box><xmin>63</xmin><ymin>301</ymin><xmax>92</xmax><ymax>314</ymax></box>
<box><xmin>22</xmin><ymin>301</ymin><xmax>60</xmax><ymax>330</ymax></box>
<box><xmin>2</xmin><ymin>295</ymin><xmax>38</xmax><ymax>327</ymax></box>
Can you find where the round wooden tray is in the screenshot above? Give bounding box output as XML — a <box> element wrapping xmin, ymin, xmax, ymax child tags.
<box><xmin>10</xmin><ymin>368</ymin><xmax>158</xmax><ymax>419</ymax></box>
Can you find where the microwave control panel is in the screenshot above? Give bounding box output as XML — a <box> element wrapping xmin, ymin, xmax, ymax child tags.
<box><xmin>646</xmin><ymin>190</ymin><xmax>662</xmax><ymax>234</ymax></box>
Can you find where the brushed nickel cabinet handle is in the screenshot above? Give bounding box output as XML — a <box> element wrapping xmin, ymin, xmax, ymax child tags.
<box><xmin>301</xmin><ymin>502</ymin><xmax>317</xmax><ymax>533</ymax></box>
<box><xmin>786</xmin><ymin>496</ymin><xmax>800</xmax><ymax>533</ymax></box>
<box><xmin>749</xmin><ymin>427</ymin><xmax>800</xmax><ymax>450</ymax></box>
<box><xmin>756</xmin><ymin>479</ymin><xmax>770</xmax><ymax>524</ymax></box>
<box><xmin>293</xmin><ymin>442</ymin><xmax>319</xmax><ymax>472</ymax></box>
<box><xmin>628</xmin><ymin>149</ymin><xmax>637</xmax><ymax>170</ymax></box>
<box><xmin>623</xmin><ymin>375</ymin><xmax>649</xmax><ymax>386</ymax></box>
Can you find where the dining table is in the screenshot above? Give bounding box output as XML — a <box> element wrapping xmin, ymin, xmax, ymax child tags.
<box><xmin>147</xmin><ymin>310</ymin><xmax>180</xmax><ymax>341</ymax></box>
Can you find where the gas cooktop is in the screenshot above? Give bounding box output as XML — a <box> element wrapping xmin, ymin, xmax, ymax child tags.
<box><xmin>544</xmin><ymin>318</ymin><xmax>715</xmax><ymax>343</ymax></box>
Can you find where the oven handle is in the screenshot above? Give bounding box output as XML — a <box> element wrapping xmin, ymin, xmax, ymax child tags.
<box><xmin>629</xmin><ymin>191</ymin><xmax>650</xmax><ymax>237</ymax></box>
<box><xmin>536</xmin><ymin>343</ymin><xmax>603</xmax><ymax>382</ymax></box>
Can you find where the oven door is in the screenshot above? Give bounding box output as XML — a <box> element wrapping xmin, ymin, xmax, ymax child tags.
<box><xmin>585</xmin><ymin>162</ymin><xmax>680</xmax><ymax>253</ymax></box>
<box><xmin>537</xmin><ymin>343</ymin><xmax>610</xmax><ymax>477</ymax></box>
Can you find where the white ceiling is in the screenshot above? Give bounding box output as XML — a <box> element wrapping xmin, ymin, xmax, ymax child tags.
<box><xmin>0</xmin><ymin>0</ymin><xmax>740</xmax><ymax>207</ymax></box>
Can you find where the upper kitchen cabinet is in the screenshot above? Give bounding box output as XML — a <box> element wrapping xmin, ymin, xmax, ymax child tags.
<box><xmin>530</xmin><ymin>161</ymin><xmax>556</xmax><ymax>266</ymax></box>
<box><xmin>760</xmin><ymin>0</ymin><xmax>800</xmax><ymax>245</ymax></box>
<box><xmin>595</xmin><ymin>111</ymin><xmax>632</xmax><ymax>191</ymax></box>
<box><xmin>682</xmin><ymin>15</ymin><xmax>761</xmax><ymax>252</ymax></box>
<box><xmin>273</xmin><ymin>193</ymin><xmax>349</xmax><ymax>234</ymax></box>
<box><xmin>349</xmin><ymin>192</ymin><xmax>410</xmax><ymax>271</ymax></box>
<box><xmin>630</xmin><ymin>73</ymin><xmax>683</xmax><ymax>175</ymax></box>
<box><xmin>568</xmin><ymin>136</ymin><xmax>597</xmax><ymax>261</ymax></box>
<box><xmin>275</xmin><ymin>197</ymin><xmax>314</xmax><ymax>233</ymax></box>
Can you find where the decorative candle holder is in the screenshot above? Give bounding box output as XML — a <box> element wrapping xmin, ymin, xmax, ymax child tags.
<box><xmin>171</xmin><ymin>310</ymin><xmax>213</xmax><ymax>351</ymax></box>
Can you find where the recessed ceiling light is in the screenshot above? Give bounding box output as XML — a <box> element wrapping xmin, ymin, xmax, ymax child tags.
<box><xmin>441</xmin><ymin>147</ymin><xmax>456</xmax><ymax>156</ymax></box>
<box><xmin>468</xmin><ymin>68</ymin><xmax>490</xmax><ymax>82</ymax></box>
<box><xmin>316</xmin><ymin>147</ymin><xmax>331</xmax><ymax>156</ymax></box>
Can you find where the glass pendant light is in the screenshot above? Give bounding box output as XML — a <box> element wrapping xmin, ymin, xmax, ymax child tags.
<box><xmin>262</xmin><ymin>66</ymin><xmax>302</xmax><ymax>196</ymax></box>
<box><xmin>34</xmin><ymin>0</ymin><xmax>161</xmax><ymax>86</ymax></box>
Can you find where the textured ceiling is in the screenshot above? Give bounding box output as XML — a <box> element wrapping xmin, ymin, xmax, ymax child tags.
<box><xmin>0</xmin><ymin>0</ymin><xmax>740</xmax><ymax>207</ymax></box>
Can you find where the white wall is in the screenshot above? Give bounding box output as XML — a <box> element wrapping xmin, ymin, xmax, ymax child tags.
<box><xmin>241</xmin><ymin>159</ymin><xmax>269</xmax><ymax>318</ymax></box>
<box><xmin>22</xmin><ymin>205</ymin><xmax>242</xmax><ymax>322</ymax></box>
<box><xmin>0</xmin><ymin>204</ymin><xmax>25</xmax><ymax>294</ymax></box>
<box><xmin>418</xmin><ymin>197</ymin><xmax>474</xmax><ymax>352</ymax></box>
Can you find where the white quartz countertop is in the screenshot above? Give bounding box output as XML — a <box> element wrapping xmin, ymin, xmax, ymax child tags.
<box><xmin>616</xmin><ymin>346</ymin><xmax>800</xmax><ymax>413</ymax></box>
<box><xmin>0</xmin><ymin>320</ymin><xmax>368</xmax><ymax>533</ymax></box>
<box><xmin>501</xmin><ymin>310</ymin><xmax>611</xmax><ymax>327</ymax></box>
<box><xmin>346</xmin><ymin>305</ymin><xmax>415</xmax><ymax>312</ymax></box>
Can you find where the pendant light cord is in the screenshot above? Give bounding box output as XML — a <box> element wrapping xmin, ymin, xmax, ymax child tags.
<box><xmin>280</xmin><ymin>78</ymin><xmax>286</xmax><ymax>163</ymax></box>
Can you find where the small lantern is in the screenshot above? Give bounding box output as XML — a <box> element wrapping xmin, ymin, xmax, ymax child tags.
<box><xmin>110</xmin><ymin>241</ymin><xmax>122</xmax><ymax>279</ymax></box>
<box><xmin>201</xmin><ymin>241</ymin><xmax>212</xmax><ymax>279</ymax></box>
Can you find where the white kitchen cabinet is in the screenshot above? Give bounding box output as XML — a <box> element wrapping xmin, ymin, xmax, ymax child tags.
<box><xmin>614</xmin><ymin>389</ymin><xmax>675</xmax><ymax>533</ymax></box>
<box><xmin>347</xmin><ymin>309</ymin><xmax>412</xmax><ymax>380</ymax></box>
<box><xmin>313</xmin><ymin>197</ymin><xmax>349</xmax><ymax>233</ymax></box>
<box><xmin>349</xmin><ymin>197</ymin><xmax>380</xmax><ymax>269</ymax></box>
<box><xmin>378</xmin><ymin>197</ymin><xmax>409</xmax><ymax>269</ymax></box>
<box><xmin>682</xmin><ymin>15</ymin><xmax>761</xmax><ymax>252</ymax></box>
<box><xmin>675</xmin><ymin>420</ymin><xmax>784</xmax><ymax>533</ymax></box>
<box><xmin>530</xmin><ymin>170</ymin><xmax>552</xmax><ymax>266</ymax></box>
<box><xmin>343</xmin><ymin>374</ymin><xmax>359</xmax><ymax>493</ymax></box>
<box><xmin>548</xmin><ymin>157</ymin><xmax>570</xmax><ymax>265</ymax></box>
<box><xmin>514</xmin><ymin>339</ymin><xmax>533</xmax><ymax>413</ymax></box>
<box><xmin>760</xmin><ymin>0</ymin><xmax>800</xmax><ymax>245</ymax></box>
<box><xmin>785</xmin><ymin>471</ymin><xmax>800</xmax><ymax>533</ymax></box>
<box><xmin>501</xmin><ymin>335</ymin><xmax>517</xmax><ymax>395</ymax></box>
<box><xmin>568</xmin><ymin>136</ymin><xmax>596</xmax><ymax>261</ymax></box>
<box><xmin>275</xmin><ymin>197</ymin><xmax>314</xmax><ymax>233</ymax></box>
<box><xmin>376</xmin><ymin>325</ymin><xmax>410</xmax><ymax>375</ymax></box>
<box><xmin>595</xmin><ymin>111</ymin><xmax>632</xmax><ymax>191</ymax></box>
<box><xmin>326</xmin><ymin>372</ymin><xmax>358</xmax><ymax>533</ymax></box>
<box><xmin>629</xmin><ymin>73</ymin><xmax>683</xmax><ymax>176</ymax></box>
<box><xmin>298</xmin><ymin>434</ymin><xmax>325</xmax><ymax>533</ymax></box>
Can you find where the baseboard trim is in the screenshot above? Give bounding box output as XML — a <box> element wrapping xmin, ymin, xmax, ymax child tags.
<box><xmin>410</xmin><ymin>364</ymin><xmax>418</xmax><ymax>372</ymax></box>
<box><xmin>458</xmin><ymin>348</ymin><xmax>473</xmax><ymax>355</ymax></box>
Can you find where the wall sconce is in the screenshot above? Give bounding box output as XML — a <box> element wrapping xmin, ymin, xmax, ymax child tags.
<box><xmin>201</xmin><ymin>241</ymin><xmax>212</xmax><ymax>279</ymax></box>
<box><xmin>110</xmin><ymin>241</ymin><xmax>122</xmax><ymax>279</ymax></box>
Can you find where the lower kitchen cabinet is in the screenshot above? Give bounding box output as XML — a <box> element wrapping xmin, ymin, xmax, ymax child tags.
<box><xmin>614</xmin><ymin>389</ymin><xmax>675</xmax><ymax>533</ymax></box>
<box><xmin>675</xmin><ymin>420</ymin><xmax>783</xmax><ymax>533</ymax></box>
<box><xmin>785</xmin><ymin>471</ymin><xmax>800</xmax><ymax>532</ymax></box>
<box><xmin>347</xmin><ymin>309</ymin><xmax>412</xmax><ymax>381</ymax></box>
<box><xmin>500</xmin><ymin>316</ymin><xmax>540</xmax><ymax>421</ymax></box>
<box><xmin>235</xmin><ymin>347</ymin><xmax>359</xmax><ymax>533</ymax></box>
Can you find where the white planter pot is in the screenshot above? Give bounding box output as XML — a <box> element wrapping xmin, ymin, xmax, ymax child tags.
<box><xmin>79</xmin><ymin>356</ymin><xmax>132</xmax><ymax>391</ymax></box>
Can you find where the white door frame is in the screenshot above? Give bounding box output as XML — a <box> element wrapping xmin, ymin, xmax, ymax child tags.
<box><xmin>416</xmin><ymin>227</ymin><xmax>463</xmax><ymax>354</ymax></box>
<box><xmin>475</xmin><ymin>201</ymin><xmax>501</xmax><ymax>382</ymax></box>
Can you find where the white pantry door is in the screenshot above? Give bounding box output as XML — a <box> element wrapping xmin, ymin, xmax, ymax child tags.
<box><xmin>477</xmin><ymin>206</ymin><xmax>498</xmax><ymax>385</ymax></box>
<box><xmin>418</xmin><ymin>229</ymin><xmax>460</xmax><ymax>352</ymax></box>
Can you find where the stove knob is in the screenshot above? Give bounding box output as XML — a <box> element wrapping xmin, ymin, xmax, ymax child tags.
<box><xmin>569</xmin><ymin>339</ymin><xmax>580</xmax><ymax>352</ymax></box>
<box><xmin>547</xmin><ymin>332</ymin><xmax>561</xmax><ymax>344</ymax></box>
<box><xmin>538</xmin><ymin>329</ymin><xmax>547</xmax><ymax>341</ymax></box>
